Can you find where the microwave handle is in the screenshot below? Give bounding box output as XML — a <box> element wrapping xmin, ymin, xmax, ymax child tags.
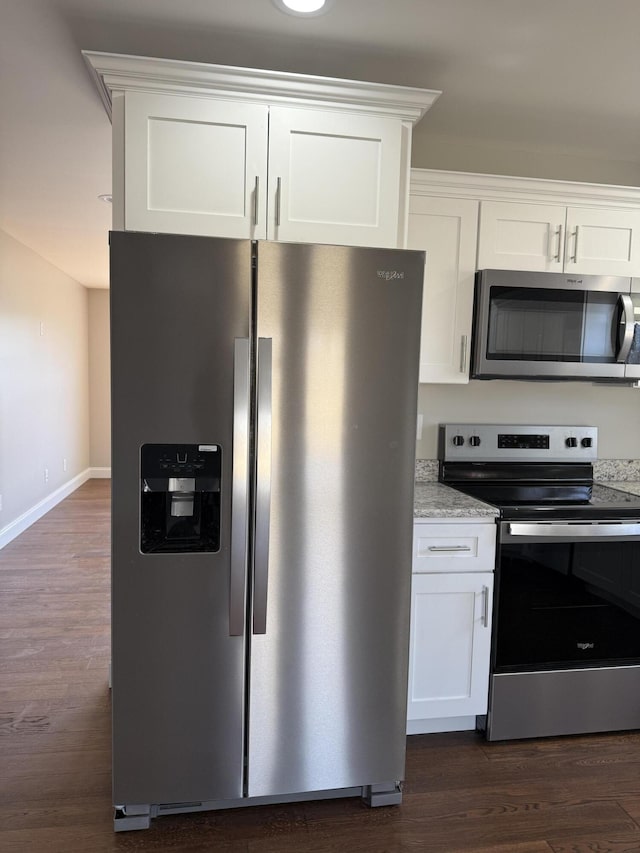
<box><xmin>616</xmin><ymin>293</ymin><xmax>634</xmax><ymax>363</ymax></box>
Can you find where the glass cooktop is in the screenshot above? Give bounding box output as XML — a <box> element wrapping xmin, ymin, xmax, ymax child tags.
<box><xmin>479</xmin><ymin>483</ymin><xmax>640</xmax><ymax>521</ymax></box>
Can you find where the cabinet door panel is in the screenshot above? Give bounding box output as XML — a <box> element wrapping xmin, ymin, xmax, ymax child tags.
<box><xmin>268</xmin><ymin>107</ymin><xmax>401</xmax><ymax>247</ymax></box>
<box><xmin>125</xmin><ymin>92</ymin><xmax>268</xmax><ymax>238</ymax></box>
<box><xmin>407</xmin><ymin>572</ymin><xmax>493</xmax><ymax>721</ymax></box>
<box><xmin>565</xmin><ymin>207</ymin><xmax>640</xmax><ymax>276</ymax></box>
<box><xmin>478</xmin><ymin>201</ymin><xmax>565</xmax><ymax>271</ymax></box>
<box><xmin>408</xmin><ymin>196</ymin><xmax>478</xmax><ymax>383</ymax></box>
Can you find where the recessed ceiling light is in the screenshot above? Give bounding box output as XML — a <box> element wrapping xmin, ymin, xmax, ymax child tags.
<box><xmin>272</xmin><ymin>0</ymin><xmax>333</xmax><ymax>17</ymax></box>
<box><xmin>98</xmin><ymin>193</ymin><xmax>112</xmax><ymax>203</ymax></box>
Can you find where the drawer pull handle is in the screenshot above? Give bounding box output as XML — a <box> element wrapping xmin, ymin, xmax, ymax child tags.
<box><xmin>482</xmin><ymin>585</ymin><xmax>490</xmax><ymax>628</ymax></box>
<box><xmin>427</xmin><ymin>545</ymin><xmax>472</xmax><ymax>552</ymax></box>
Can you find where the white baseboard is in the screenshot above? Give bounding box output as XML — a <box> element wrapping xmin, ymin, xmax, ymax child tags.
<box><xmin>0</xmin><ymin>468</ymin><xmax>92</xmax><ymax>550</ymax></box>
<box><xmin>90</xmin><ymin>467</ymin><xmax>111</xmax><ymax>478</ymax></box>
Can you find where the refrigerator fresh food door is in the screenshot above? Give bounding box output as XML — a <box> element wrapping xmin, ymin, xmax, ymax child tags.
<box><xmin>110</xmin><ymin>232</ymin><xmax>251</xmax><ymax>806</ymax></box>
<box><xmin>248</xmin><ymin>241</ymin><xmax>424</xmax><ymax>797</ymax></box>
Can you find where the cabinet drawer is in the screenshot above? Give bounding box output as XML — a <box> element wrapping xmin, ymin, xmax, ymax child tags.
<box><xmin>413</xmin><ymin>522</ymin><xmax>496</xmax><ymax>573</ymax></box>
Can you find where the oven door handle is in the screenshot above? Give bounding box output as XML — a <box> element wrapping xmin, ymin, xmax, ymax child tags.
<box><xmin>506</xmin><ymin>521</ymin><xmax>640</xmax><ymax>540</ymax></box>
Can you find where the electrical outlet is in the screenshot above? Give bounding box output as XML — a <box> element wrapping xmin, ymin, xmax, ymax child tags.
<box><xmin>44</xmin><ymin>468</ymin><xmax>49</xmax><ymax>484</ymax></box>
<box><xmin>63</xmin><ymin>458</ymin><xmax>67</xmax><ymax>472</ymax></box>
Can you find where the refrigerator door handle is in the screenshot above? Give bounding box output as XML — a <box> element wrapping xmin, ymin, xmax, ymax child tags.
<box><xmin>230</xmin><ymin>338</ymin><xmax>250</xmax><ymax>637</ymax></box>
<box><xmin>253</xmin><ymin>337</ymin><xmax>273</xmax><ymax>635</ymax></box>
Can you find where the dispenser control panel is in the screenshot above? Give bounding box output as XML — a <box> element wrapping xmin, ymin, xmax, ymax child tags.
<box><xmin>140</xmin><ymin>443</ymin><xmax>221</xmax><ymax>554</ymax></box>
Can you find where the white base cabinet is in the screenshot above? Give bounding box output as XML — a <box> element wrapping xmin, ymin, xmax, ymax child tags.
<box><xmin>407</xmin><ymin>518</ymin><xmax>496</xmax><ymax>734</ymax></box>
<box><xmin>407</xmin><ymin>571</ymin><xmax>494</xmax><ymax>726</ymax></box>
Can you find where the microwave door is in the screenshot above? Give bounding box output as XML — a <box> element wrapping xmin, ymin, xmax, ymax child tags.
<box><xmin>474</xmin><ymin>280</ymin><xmax>627</xmax><ymax>380</ymax></box>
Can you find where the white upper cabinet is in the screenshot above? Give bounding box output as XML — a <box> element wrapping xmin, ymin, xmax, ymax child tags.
<box><xmin>564</xmin><ymin>206</ymin><xmax>640</xmax><ymax>276</ymax></box>
<box><xmin>268</xmin><ymin>107</ymin><xmax>402</xmax><ymax>247</ymax></box>
<box><xmin>83</xmin><ymin>52</ymin><xmax>441</xmax><ymax>248</ymax></box>
<box><xmin>478</xmin><ymin>200</ymin><xmax>640</xmax><ymax>276</ymax></box>
<box><xmin>408</xmin><ymin>193</ymin><xmax>478</xmax><ymax>383</ymax></box>
<box><xmin>124</xmin><ymin>92</ymin><xmax>269</xmax><ymax>239</ymax></box>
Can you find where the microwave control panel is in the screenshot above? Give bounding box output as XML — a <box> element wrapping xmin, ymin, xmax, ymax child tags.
<box><xmin>439</xmin><ymin>424</ymin><xmax>598</xmax><ymax>463</ymax></box>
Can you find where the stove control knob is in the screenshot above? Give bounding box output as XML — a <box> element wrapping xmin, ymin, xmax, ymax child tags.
<box><xmin>452</xmin><ymin>435</ymin><xmax>465</xmax><ymax>447</ymax></box>
<box><xmin>581</xmin><ymin>437</ymin><xmax>593</xmax><ymax>448</ymax></box>
<box><xmin>469</xmin><ymin>435</ymin><xmax>482</xmax><ymax>447</ymax></box>
<box><xmin>566</xmin><ymin>437</ymin><xmax>578</xmax><ymax>448</ymax></box>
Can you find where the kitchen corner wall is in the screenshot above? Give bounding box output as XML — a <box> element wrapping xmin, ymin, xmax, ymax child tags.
<box><xmin>416</xmin><ymin>381</ymin><xmax>640</xmax><ymax>460</ymax></box>
<box><xmin>0</xmin><ymin>229</ymin><xmax>90</xmax><ymax>540</ymax></box>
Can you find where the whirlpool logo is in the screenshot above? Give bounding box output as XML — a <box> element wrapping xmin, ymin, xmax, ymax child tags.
<box><xmin>577</xmin><ymin>642</ymin><xmax>595</xmax><ymax>650</ymax></box>
<box><xmin>377</xmin><ymin>270</ymin><xmax>405</xmax><ymax>281</ymax></box>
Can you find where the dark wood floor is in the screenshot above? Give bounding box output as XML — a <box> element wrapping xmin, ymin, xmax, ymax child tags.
<box><xmin>3</xmin><ymin>480</ymin><xmax>640</xmax><ymax>852</ymax></box>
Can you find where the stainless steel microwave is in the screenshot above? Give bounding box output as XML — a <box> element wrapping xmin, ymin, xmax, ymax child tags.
<box><xmin>471</xmin><ymin>269</ymin><xmax>640</xmax><ymax>381</ymax></box>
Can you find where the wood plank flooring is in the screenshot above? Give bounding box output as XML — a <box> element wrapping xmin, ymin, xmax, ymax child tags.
<box><xmin>3</xmin><ymin>479</ymin><xmax>640</xmax><ymax>852</ymax></box>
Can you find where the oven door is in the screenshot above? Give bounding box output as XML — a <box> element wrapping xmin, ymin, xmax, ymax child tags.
<box><xmin>472</xmin><ymin>270</ymin><xmax>634</xmax><ymax>380</ymax></box>
<box><xmin>495</xmin><ymin>520</ymin><xmax>640</xmax><ymax>673</ymax></box>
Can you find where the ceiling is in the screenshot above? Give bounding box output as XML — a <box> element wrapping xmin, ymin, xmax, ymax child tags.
<box><xmin>1</xmin><ymin>0</ymin><xmax>639</xmax><ymax>289</ymax></box>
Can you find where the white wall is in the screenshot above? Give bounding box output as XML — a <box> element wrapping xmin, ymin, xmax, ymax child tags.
<box><xmin>88</xmin><ymin>289</ymin><xmax>110</xmax><ymax>469</ymax></box>
<box><xmin>417</xmin><ymin>380</ymin><xmax>640</xmax><ymax>459</ymax></box>
<box><xmin>411</xmin><ymin>131</ymin><xmax>640</xmax><ymax>187</ymax></box>
<box><xmin>0</xmin><ymin>230</ymin><xmax>89</xmax><ymax>537</ymax></box>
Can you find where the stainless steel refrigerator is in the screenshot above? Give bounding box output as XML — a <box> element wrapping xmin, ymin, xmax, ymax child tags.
<box><xmin>109</xmin><ymin>231</ymin><xmax>424</xmax><ymax>831</ymax></box>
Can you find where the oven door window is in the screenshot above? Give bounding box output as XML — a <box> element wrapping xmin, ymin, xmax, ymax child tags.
<box><xmin>496</xmin><ymin>540</ymin><xmax>640</xmax><ymax>671</ymax></box>
<box><xmin>487</xmin><ymin>286</ymin><xmax>621</xmax><ymax>363</ymax></box>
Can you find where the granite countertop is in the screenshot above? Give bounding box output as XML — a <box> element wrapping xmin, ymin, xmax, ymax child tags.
<box><xmin>412</xmin><ymin>459</ymin><xmax>640</xmax><ymax>519</ymax></box>
<box><xmin>414</xmin><ymin>482</ymin><xmax>499</xmax><ymax>519</ymax></box>
<box><xmin>601</xmin><ymin>481</ymin><xmax>640</xmax><ymax>497</ymax></box>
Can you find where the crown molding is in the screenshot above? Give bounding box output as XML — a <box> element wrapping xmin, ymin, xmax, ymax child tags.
<box><xmin>410</xmin><ymin>168</ymin><xmax>640</xmax><ymax>209</ymax></box>
<box><xmin>82</xmin><ymin>50</ymin><xmax>441</xmax><ymax>124</ymax></box>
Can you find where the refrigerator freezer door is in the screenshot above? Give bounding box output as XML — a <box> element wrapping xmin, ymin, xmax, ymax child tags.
<box><xmin>110</xmin><ymin>232</ymin><xmax>251</xmax><ymax>805</ymax></box>
<box><xmin>248</xmin><ymin>241</ymin><xmax>424</xmax><ymax>797</ymax></box>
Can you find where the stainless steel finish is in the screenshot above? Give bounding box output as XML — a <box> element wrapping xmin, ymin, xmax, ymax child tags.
<box><xmin>247</xmin><ymin>240</ymin><xmax>424</xmax><ymax>799</ymax></box>
<box><xmin>168</xmin><ymin>477</ymin><xmax>195</xmax><ymax>492</ymax></box>
<box><xmin>275</xmin><ymin>177</ymin><xmax>282</xmax><ymax>227</ymax></box>
<box><xmin>485</xmin><ymin>666</ymin><xmax>640</xmax><ymax>741</ymax></box>
<box><xmin>253</xmin><ymin>337</ymin><xmax>273</xmax><ymax>636</ymax></box>
<box><xmin>618</xmin><ymin>294</ymin><xmax>635</xmax><ymax>363</ymax></box>
<box><xmin>504</xmin><ymin>521</ymin><xmax>640</xmax><ymax>541</ymax></box>
<box><xmin>428</xmin><ymin>545</ymin><xmax>472</xmax><ymax>553</ymax></box>
<box><xmin>439</xmin><ymin>423</ymin><xmax>598</xmax><ymax>463</ymax></box>
<box><xmin>230</xmin><ymin>338</ymin><xmax>250</xmax><ymax>638</ymax></box>
<box><xmin>253</xmin><ymin>176</ymin><xmax>260</xmax><ymax>226</ymax></box>
<box><xmin>571</xmin><ymin>225</ymin><xmax>579</xmax><ymax>262</ymax></box>
<box><xmin>553</xmin><ymin>224</ymin><xmax>563</xmax><ymax>261</ymax></box>
<box><xmin>472</xmin><ymin>269</ymin><xmax>632</xmax><ymax>380</ymax></box>
<box><xmin>459</xmin><ymin>334</ymin><xmax>468</xmax><ymax>373</ymax></box>
<box><xmin>110</xmin><ymin>232</ymin><xmax>250</xmax><ymax>806</ymax></box>
<box><xmin>482</xmin><ymin>585</ymin><xmax>490</xmax><ymax>628</ymax></box>
<box><xmin>115</xmin><ymin>784</ymin><xmax>367</xmax><ymax>828</ymax></box>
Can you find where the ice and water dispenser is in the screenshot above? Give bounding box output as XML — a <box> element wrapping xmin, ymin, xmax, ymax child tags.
<box><xmin>140</xmin><ymin>444</ymin><xmax>221</xmax><ymax>553</ymax></box>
